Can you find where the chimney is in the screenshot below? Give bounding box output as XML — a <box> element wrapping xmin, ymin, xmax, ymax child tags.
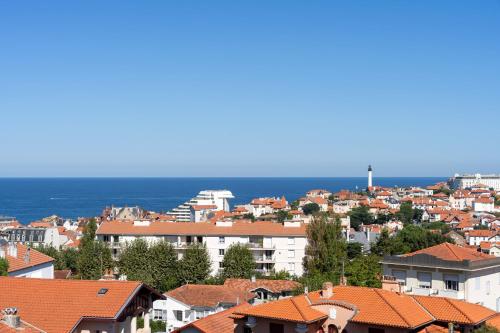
<box><xmin>7</xmin><ymin>243</ymin><xmax>17</xmax><ymax>258</ymax></box>
<box><xmin>304</xmin><ymin>286</ymin><xmax>308</xmax><ymax>294</ymax></box>
<box><xmin>250</xmin><ymin>275</ymin><xmax>256</xmax><ymax>283</ymax></box>
<box><xmin>321</xmin><ymin>282</ymin><xmax>333</xmax><ymax>298</ymax></box>
<box><xmin>24</xmin><ymin>247</ymin><xmax>30</xmax><ymax>263</ymax></box>
<box><xmin>2</xmin><ymin>308</ymin><xmax>20</xmax><ymax>329</ymax></box>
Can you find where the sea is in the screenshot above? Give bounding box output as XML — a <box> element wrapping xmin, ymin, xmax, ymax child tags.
<box><xmin>0</xmin><ymin>177</ymin><xmax>447</xmax><ymax>224</ymax></box>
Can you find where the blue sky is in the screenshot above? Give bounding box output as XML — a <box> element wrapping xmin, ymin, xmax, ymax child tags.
<box><xmin>1</xmin><ymin>1</ymin><xmax>499</xmax><ymax>177</ymax></box>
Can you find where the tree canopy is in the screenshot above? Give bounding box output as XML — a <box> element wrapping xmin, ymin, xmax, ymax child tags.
<box><xmin>0</xmin><ymin>257</ymin><xmax>8</xmax><ymax>276</ymax></box>
<box><xmin>177</xmin><ymin>243</ymin><xmax>211</xmax><ymax>284</ymax></box>
<box><xmin>77</xmin><ymin>219</ymin><xmax>113</xmax><ymax>280</ymax></box>
<box><xmin>348</xmin><ymin>206</ymin><xmax>374</xmax><ymax>230</ymax></box>
<box><xmin>118</xmin><ymin>239</ymin><xmax>178</xmax><ymax>292</ymax></box>
<box><xmin>303</xmin><ymin>215</ymin><xmax>346</xmax><ymax>282</ymax></box>
<box><xmin>221</xmin><ymin>243</ymin><xmax>255</xmax><ymax>279</ymax></box>
<box><xmin>302</xmin><ymin>203</ymin><xmax>320</xmax><ymax>215</ymax></box>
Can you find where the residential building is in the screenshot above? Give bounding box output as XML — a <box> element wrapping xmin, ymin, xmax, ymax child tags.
<box><xmin>450</xmin><ymin>174</ymin><xmax>500</xmax><ymax>191</ymax></box>
<box><xmin>381</xmin><ymin>242</ymin><xmax>500</xmax><ymax>310</ymax></box>
<box><xmin>473</xmin><ymin>197</ymin><xmax>495</xmax><ymax>213</ymax></box>
<box><xmin>0</xmin><ymin>240</ymin><xmax>54</xmax><ymax>278</ymax></box>
<box><xmin>168</xmin><ymin>190</ymin><xmax>234</xmax><ymax>222</ymax></box>
<box><xmin>231</xmin><ymin>283</ymin><xmax>496</xmax><ymax>333</ymax></box>
<box><xmin>103</xmin><ymin>206</ymin><xmax>146</xmax><ymax>221</ymax></box>
<box><xmin>306</xmin><ymin>189</ymin><xmax>332</xmax><ymax>199</ymax></box>
<box><xmin>466</xmin><ymin>230</ymin><xmax>498</xmax><ymax>246</ymax></box>
<box><xmin>153</xmin><ymin>284</ymin><xmax>254</xmax><ymax>332</ymax></box>
<box><xmin>2</xmin><ymin>227</ymin><xmax>61</xmax><ymax>248</ymax></box>
<box><xmin>0</xmin><ymin>277</ymin><xmax>163</xmax><ymax>333</ymax></box>
<box><xmin>173</xmin><ymin>302</ymin><xmax>252</xmax><ymax>333</ymax></box>
<box><xmin>480</xmin><ymin>242</ymin><xmax>500</xmax><ymax>257</ymax></box>
<box><xmin>223</xmin><ymin>277</ymin><xmax>300</xmax><ymax>303</ymax></box>
<box><xmin>96</xmin><ymin>220</ymin><xmax>307</xmax><ymax>276</ymax></box>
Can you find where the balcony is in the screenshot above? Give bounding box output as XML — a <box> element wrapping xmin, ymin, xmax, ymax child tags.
<box><xmin>413</xmin><ymin>287</ymin><xmax>432</xmax><ymax>296</ymax></box>
<box><xmin>253</xmin><ymin>255</ymin><xmax>275</xmax><ymax>263</ymax></box>
<box><xmin>111</xmin><ymin>242</ymin><xmax>122</xmax><ymax>249</ymax></box>
<box><xmin>438</xmin><ymin>289</ymin><xmax>464</xmax><ymax>299</ymax></box>
<box><xmin>248</xmin><ymin>242</ymin><xmax>275</xmax><ymax>250</ymax></box>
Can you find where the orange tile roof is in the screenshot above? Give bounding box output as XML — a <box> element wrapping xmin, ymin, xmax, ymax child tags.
<box><xmin>165</xmin><ymin>284</ymin><xmax>254</xmax><ymax>308</ymax></box>
<box><xmin>0</xmin><ymin>317</ymin><xmax>42</xmax><ymax>333</ymax></box>
<box><xmin>402</xmin><ymin>242</ymin><xmax>494</xmax><ymax>262</ymax></box>
<box><xmin>0</xmin><ymin>277</ymin><xmax>161</xmax><ymax>333</ymax></box>
<box><xmin>191</xmin><ymin>205</ymin><xmax>218</xmax><ymax>211</ymax></box>
<box><xmin>235</xmin><ymin>295</ymin><xmax>327</xmax><ymax>323</ymax></box>
<box><xmin>223</xmin><ymin>278</ymin><xmax>300</xmax><ymax>293</ymax></box>
<box><xmin>308</xmin><ymin>287</ymin><xmax>434</xmax><ymax>329</ymax></box>
<box><xmin>486</xmin><ymin>313</ymin><xmax>500</xmax><ymax>330</ymax></box>
<box><xmin>412</xmin><ymin>296</ymin><xmax>497</xmax><ymax>325</ymax></box>
<box><xmin>175</xmin><ymin>302</ymin><xmax>252</xmax><ymax>333</ymax></box>
<box><xmin>417</xmin><ymin>324</ymin><xmax>449</xmax><ymax>333</ymax></box>
<box><xmin>4</xmin><ymin>244</ymin><xmax>54</xmax><ymax>273</ymax></box>
<box><xmin>235</xmin><ymin>286</ymin><xmax>496</xmax><ymax>329</ymax></box>
<box><xmin>467</xmin><ymin>230</ymin><xmax>496</xmax><ymax>237</ymax></box>
<box><xmin>96</xmin><ymin>220</ymin><xmax>306</xmax><ymax>237</ymax></box>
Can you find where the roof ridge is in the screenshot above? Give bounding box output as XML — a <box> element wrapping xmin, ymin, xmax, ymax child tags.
<box><xmin>290</xmin><ymin>296</ymin><xmax>310</xmax><ymax>322</ymax></box>
<box><xmin>373</xmin><ymin>289</ymin><xmax>411</xmax><ymax>328</ymax></box>
<box><xmin>410</xmin><ymin>296</ymin><xmax>436</xmax><ymax>323</ymax></box>
<box><xmin>443</xmin><ymin>297</ymin><xmax>474</xmax><ymax>323</ymax></box>
<box><xmin>445</xmin><ymin>243</ymin><xmax>462</xmax><ymax>261</ymax></box>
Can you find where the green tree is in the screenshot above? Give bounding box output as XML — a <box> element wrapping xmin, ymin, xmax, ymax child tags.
<box><xmin>177</xmin><ymin>243</ymin><xmax>211</xmax><ymax>284</ymax></box>
<box><xmin>221</xmin><ymin>243</ymin><xmax>255</xmax><ymax>279</ymax></box>
<box><xmin>345</xmin><ymin>255</ymin><xmax>381</xmax><ymax>287</ymax></box>
<box><xmin>276</xmin><ymin>210</ymin><xmax>292</xmax><ymax>222</ymax></box>
<box><xmin>61</xmin><ymin>248</ymin><xmax>79</xmax><ymax>273</ymax></box>
<box><xmin>347</xmin><ymin>242</ymin><xmax>363</xmax><ymax>259</ymax></box>
<box><xmin>118</xmin><ymin>239</ymin><xmax>178</xmax><ymax>292</ymax></box>
<box><xmin>302</xmin><ymin>203</ymin><xmax>320</xmax><ymax>215</ymax></box>
<box><xmin>348</xmin><ymin>206</ymin><xmax>374</xmax><ymax>230</ymax></box>
<box><xmin>77</xmin><ymin>219</ymin><xmax>113</xmax><ymax>280</ymax></box>
<box><xmin>303</xmin><ymin>216</ymin><xmax>347</xmax><ymax>283</ymax></box>
<box><xmin>371</xmin><ymin>226</ymin><xmax>451</xmax><ymax>256</ymax></box>
<box><xmin>36</xmin><ymin>245</ymin><xmax>64</xmax><ymax>269</ymax></box>
<box><xmin>242</xmin><ymin>213</ymin><xmax>256</xmax><ymax>221</ymax></box>
<box><xmin>0</xmin><ymin>257</ymin><xmax>8</xmax><ymax>276</ymax></box>
<box><xmin>398</xmin><ymin>202</ymin><xmax>414</xmax><ymax>225</ymax></box>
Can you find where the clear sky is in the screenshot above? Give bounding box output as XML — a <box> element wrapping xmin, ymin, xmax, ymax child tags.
<box><xmin>1</xmin><ymin>1</ymin><xmax>499</xmax><ymax>177</ymax></box>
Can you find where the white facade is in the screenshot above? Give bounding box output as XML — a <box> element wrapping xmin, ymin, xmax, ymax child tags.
<box><xmin>98</xmin><ymin>221</ymin><xmax>307</xmax><ymax>277</ymax></box>
<box><xmin>168</xmin><ymin>190</ymin><xmax>234</xmax><ymax>222</ymax></box>
<box><xmin>8</xmin><ymin>261</ymin><xmax>54</xmax><ymax>279</ymax></box>
<box><xmin>451</xmin><ymin>174</ymin><xmax>500</xmax><ymax>191</ymax></box>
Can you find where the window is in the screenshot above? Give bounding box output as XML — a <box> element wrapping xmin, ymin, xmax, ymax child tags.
<box><xmin>288</xmin><ymin>250</ymin><xmax>295</xmax><ymax>258</ymax></box>
<box><xmin>417</xmin><ymin>272</ymin><xmax>432</xmax><ymax>289</ymax></box>
<box><xmin>288</xmin><ymin>263</ymin><xmax>295</xmax><ymax>272</ymax></box>
<box><xmin>444</xmin><ymin>274</ymin><xmax>459</xmax><ymax>291</ymax></box>
<box><xmin>219</xmin><ymin>262</ymin><xmax>224</xmax><ymax>268</ymax></box>
<box><xmin>219</xmin><ymin>249</ymin><xmax>225</xmax><ymax>256</ymax></box>
<box><xmin>269</xmin><ymin>323</ymin><xmax>284</xmax><ymax>333</ymax></box>
<box><xmin>288</xmin><ymin>237</ymin><xmax>295</xmax><ymax>245</ymax></box>
<box><xmin>243</xmin><ymin>327</ymin><xmax>252</xmax><ymax>333</ymax></box>
<box><xmin>154</xmin><ymin>309</ymin><xmax>167</xmax><ymax>320</ymax></box>
<box><xmin>219</xmin><ymin>237</ymin><xmax>225</xmax><ymax>244</ymax></box>
<box><xmin>328</xmin><ymin>325</ymin><xmax>338</xmax><ymax>333</ymax></box>
<box><xmin>173</xmin><ymin>310</ymin><xmax>183</xmax><ymax>321</ymax></box>
<box><xmin>392</xmin><ymin>270</ymin><xmax>406</xmax><ymax>286</ymax></box>
<box><xmin>196</xmin><ymin>310</ymin><xmax>203</xmax><ymax>319</ymax></box>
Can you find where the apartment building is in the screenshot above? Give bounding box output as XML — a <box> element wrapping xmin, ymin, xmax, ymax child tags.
<box><xmin>168</xmin><ymin>190</ymin><xmax>234</xmax><ymax>222</ymax></box>
<box><xmin>96</xmin><ymin>219</ymin><xmax>307</xmax><ymax>276</ymax></box>
<box><xmin>381</xmin><ymin>242</ymin><xmax>500</xmax><ymax>311</ymax></box>
<box><xmin>451</xmin><ymin>173</ymin><xmax>500</xmax><ymax>191</ymax></box>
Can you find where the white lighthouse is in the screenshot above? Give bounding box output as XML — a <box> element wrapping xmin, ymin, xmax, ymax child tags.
<box><xmin>368</xmin><ymin>165</ymin><xmax>373</xmax><ymax>189</ymax></box>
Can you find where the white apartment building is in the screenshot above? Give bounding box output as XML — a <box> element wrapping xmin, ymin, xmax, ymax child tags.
<box><xmin>451</xmin><ymin>173</ymin><xmax>500</xmax><ymax>191</ymax></box>
<box><xmin>96</xmin><ymin>219</ymin><xmax>307</xmax><ymax>277</ymax></box>
<box><xmin>381</xmin><ymin>242</ymin><xmax>500</xmax><ymax>311</ymax></box>
<box><xmin>473</xmin><ymin>197</ymin><xmax>495</xmax><ymax>213</ymax></box>
<box><xmin>168</xmin><ymin>190</ymin><xmax>234</xmax><ymax>222</ymax></box>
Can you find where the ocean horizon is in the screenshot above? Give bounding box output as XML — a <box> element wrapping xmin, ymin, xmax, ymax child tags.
<box><xmin>0</xmin><ymin>177</ymin><xmax>447</xmax><ymax>224</ymax></box>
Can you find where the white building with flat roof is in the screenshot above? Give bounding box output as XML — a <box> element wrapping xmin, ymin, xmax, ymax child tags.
<box><xmin>450</xmin><ymin>173</ymin><xmax>500</xmax><ymax>191</ymax></box>
<box><xmin>96</xmin><ymin>219</ymin><xmax>307</xmax><ymax>277</ymax></box>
